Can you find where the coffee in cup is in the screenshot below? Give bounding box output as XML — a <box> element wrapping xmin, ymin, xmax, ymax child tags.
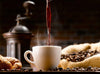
<box><xmin>24</xmin><ymin>46</ymin><xmax>61</xmax><ymax>71</ymax></box>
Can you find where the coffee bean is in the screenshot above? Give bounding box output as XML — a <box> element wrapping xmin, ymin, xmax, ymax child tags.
<box><xmin>81</xmin><ymin>68</ymin><xmax>85</xmax><ymax>72</ymax></box>
<box><xmin>71</xmin><ymin>68</ymin><xmax>76</xmax><ymax>71</ymax></box>
<box><xmin>58</xmin><ymin>68</ymin><xmax>63</xmax><ymax>71</ymax></box>
<box><xmin>79</xmin><ymin>51</ymin><xmax>82</xmax><ymax>54</ymax></box>
<box><xmin>66</xmin><ymin>68</ymin><xmax>71</xmax><ymax>71</ymax></box>
<box><xmin>87</xmin><ymin>66</ymin><xmax>92</xmax><ymax>71</ymax></box>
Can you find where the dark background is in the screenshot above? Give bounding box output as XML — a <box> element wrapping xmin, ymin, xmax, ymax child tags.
<box><xmin>0</xmin><ymin>0</ymin><xmax>100</xmax><ymax>55</ymax></box>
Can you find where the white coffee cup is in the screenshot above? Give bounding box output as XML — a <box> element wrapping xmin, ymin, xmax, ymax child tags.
<box><xmin>24</xmin><ymin>46</ymin><xmax>61</xmax><ymax>71</ymax></box>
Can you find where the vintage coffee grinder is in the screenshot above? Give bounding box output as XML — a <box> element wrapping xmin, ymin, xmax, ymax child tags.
<box><xmin>3</xmin><ymin>1</ymin><xmax>35</xmax><ymax>67</ymax></box>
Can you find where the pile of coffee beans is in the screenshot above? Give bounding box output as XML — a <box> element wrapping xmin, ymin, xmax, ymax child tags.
<box><xmin>61</xmin><ymin>50</ymin><xmax>99</xmax><ymax>62</ymax></box>
<box><xmin>47</xmin><ymin>67</ymin><xmax>100</xmax><ymax>72</ymax></box>
<box><xmin>0</xmin><ymin>68</ymin><xmax>33</xmax><ymax>72</ymax></box>
<box><xmin>1</xmin><ymin>67</ymin><xmax>100</xmax><ymax>72</ymax></box>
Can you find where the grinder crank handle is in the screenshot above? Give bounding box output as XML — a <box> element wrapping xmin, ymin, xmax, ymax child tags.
<box><xmin>23</xmin><ymin>1</ymin><xmax>35</xmax><ymax>16</ymax></box>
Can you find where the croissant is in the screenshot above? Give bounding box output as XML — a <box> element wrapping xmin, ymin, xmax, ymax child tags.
<box><xmin>0</xmin><ymin>55</ymin><xmax>22</xmax><ymax>70</ymax></box>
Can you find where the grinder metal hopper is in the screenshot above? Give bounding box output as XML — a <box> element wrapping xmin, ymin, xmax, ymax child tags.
<box><xmin>3</xmin><ymin>15</ymin><xmax>34</xmax><ymax>67</ymax></box>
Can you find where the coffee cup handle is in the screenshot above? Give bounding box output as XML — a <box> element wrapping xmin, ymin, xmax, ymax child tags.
<box><xmin>24</xmin><ymin>50</ymin><xmax>35</xmax><ymax>64</ymax></box>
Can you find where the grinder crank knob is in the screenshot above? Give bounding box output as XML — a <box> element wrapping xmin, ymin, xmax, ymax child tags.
<box><xmin>23</xmin><ymin>0</ymin><xmax>35</xmax><ymax>16</ymax></box>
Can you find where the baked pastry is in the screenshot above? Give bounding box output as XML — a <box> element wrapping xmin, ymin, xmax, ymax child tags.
<box><xmin>0</xmin><ymin>55</ymin><xmax>22</xmax><ymax>70</ymax></box>
<box><xmin>4</xmin><ymin>57</ymin><xmax>22</xmax><ymax>69</ymax></box>
<box><xmin>58</xmin><ymin>42</ymin><xmax>100</xmax><ymax>69</ymax></box>
<box><xmin>0</xmin><ymin>55</ymin><xmax>12</xmax><ymax>70</ymax></box>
